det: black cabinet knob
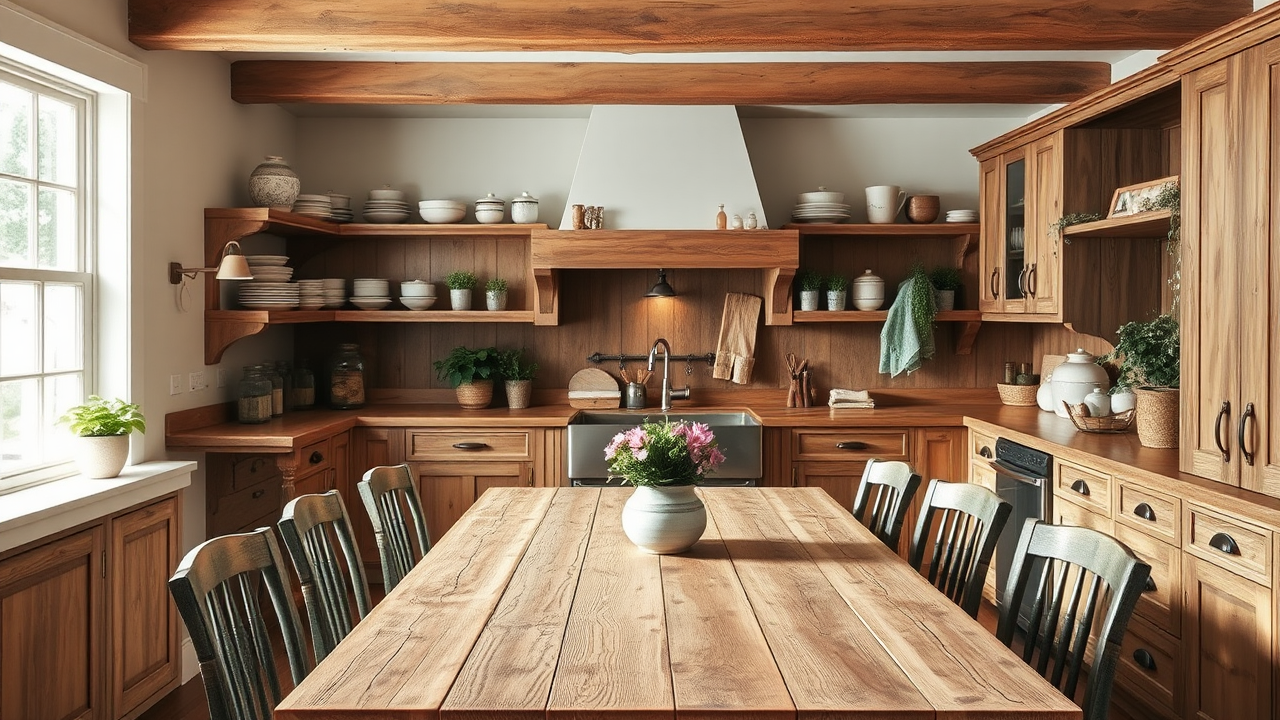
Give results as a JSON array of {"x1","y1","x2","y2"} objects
[
  {"x1": 1070, "y1": 479, "x2": 1090, "y2": 496},
  {"x1": 1144, "y1": 576, "x2": 1156, "y2": 593},
  {"x1": 251, "y1": 489, "x2": 265, "y2": 499},
  {"x1": 309, "y1": 451, "x2": 324, "y2": 464},
  {"x1": 979, "y1": 446, "x2": 993, "y2": 459},
  {"x1": 1209, "y1": 532, "x2": 1239, "y2": 555},
  {"x1": 1133, "y1": 648, "x2": 1157, "y2": 671},
  {"x1": 1133, "y1": 502, "x2": 1156, "y2": 522}
]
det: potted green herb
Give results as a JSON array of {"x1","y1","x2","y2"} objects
[
  {"x1": 485, "y1": 277, "x2": 508, "y2": 312},
  {"x1": 497, "y1": 348, "x2": 539, "y2": 409},
  {"x1": 1100, "y1": 314, "x2": 1179, "y2": 448},
  {"x1": 798, "y1": 271, "x2": 823, "y2": 311},
  {"x1": 445, "y1": 271, "x2": 477, "y2": 311},
  {"x1": 57, "y1": 396, "x2": 146, "y2": 478},
  {"x1": 928, "y1": 266, "x2": 963, "y2": 312},
  {"x1": 433, "y1": 346, "x2": 500, "y2": 409},
  {"x1": 826, "y1": 275, "x2": 849, "y2": 311}
]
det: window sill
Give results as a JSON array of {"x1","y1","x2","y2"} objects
[{"x1": 0, "y1": 460, "x2": 194, "y2": 554}]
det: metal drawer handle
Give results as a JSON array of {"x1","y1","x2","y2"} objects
[
  {"x1": 1214, "y1": 401, "x2": 1230, "y2": 463},
  {"x1": 1144, "y1": 576, "x2": 1156, "y2": 593},
  {"x1": 1133, "y1": 502, "x2": 1156, "y2": 522},
  {"x1": 979, "y1": 446, "x2": 993, "y2": 459},
  {"x1": 990, "y1": 267, "x2": 1000, "y2": 300},
  {"x1": 250, "y1": 458, "x2": 267, "y2": 472},
  {"x1": 1027, "y1": 263, "x2": 1037, "y2": 297},
  {"x1": 1239, "y1": 403, "x2": 1256, "y2": 466},
  {"x1": 1133, "y1": 649, "x2": 1157, "y2": 671},
  {"x1": 309, "y1": 451, "x2": 324, "y2": 464},
  {"x1": 452, "y1": 442, "x2": 490, "y2": 450},
  {"x1": 835, "y1": 441, "x2": 869, "y2": 451},
  {"x1": 252, "y1": 489, "x2": 266, "y2": 499},
  {"x1": 1070, "y1": 479, "x2": 1090, "y2": 496},
  {"x1": 1209, "y1": 532, "x2": 1239, "y2": 555}
]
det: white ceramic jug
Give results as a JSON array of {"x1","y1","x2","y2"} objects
[{"x1": 866, "y1": 185, "x2": 907, "y2": 224}]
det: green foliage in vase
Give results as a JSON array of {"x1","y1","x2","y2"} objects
[
  {"x1": 798, "y1": 271, "x2": 823, "y2": 292},
  {"x1": 1100, "y1": 314, "x2": 1180, "y2": 390},
  {"x1": 497, "y1": 348, "x2": 538, "y2": 381},
  {"x1": 433, "y1": 346, "x2": 499, "y2": 387},
  {"x1": 604, "y1": 420, "x2": 725, "y2": 487},
  {"x1": 58, "y1": 396, "x2": 146, "y2": 437},
  {"x1": 826, "y1": 274, "x2": 849, "y2": 292},
  {"x1": 928, "y1": 266, "x2": 963, "y2": 292},
  {"x1": 485, "y1": 277, "x2": 507, "y2": 293},
  {"x1": 445, "y1": 271, "x2": 477, "y2": 290}
]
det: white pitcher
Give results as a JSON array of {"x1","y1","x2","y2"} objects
[{"x1": 866, "y1": 185, "x2": 907, "y2": 224}]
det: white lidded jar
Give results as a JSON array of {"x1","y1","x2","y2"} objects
[
  {"x1": 851, "y1": 269, "x2": 885, "y2": 311},
  {"x1": 1084, "y1": 386, "x2": 1112, "y2": 417},
  {"x1": 1051, "y1": 348, "x2": 1110, "y2": 418},
  {"x1": 511, "y1": 191, "x2": 539, "y2": 223}
]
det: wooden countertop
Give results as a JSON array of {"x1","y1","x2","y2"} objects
[{"x1": 275, "y1": 487, "x2": 1079, "y2": 720}]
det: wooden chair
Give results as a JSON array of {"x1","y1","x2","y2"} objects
[
  {"x1": 168, "y1": 527, "x2": 310, "y2": 720},
  {"x1": 278, "y1": 490, "x2": 373, "y2": 663},
  {"x1": 850, "y1": 458, "x2": 922, "y2": 549},
  {"x1": 358, "y1": 463, "x2": 431, "y2": 591},
  {"x1": 907, "y1": 479, "x2": 1012, "y2": 618},
  {"x1": 997, "y1": 519, "x2": 1151, "y2": 720}
]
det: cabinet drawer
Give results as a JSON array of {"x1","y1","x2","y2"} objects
[
  {"x1": 1114, "y1": 523, "x2": 1180, "y2": 637},
  {"x1": 296, "y1": 438, "x2": 332, "y2": 474},
  {"x1": 209, "y1": 478, "x2": 281, "y2": 536},
  {"x1": 792, "y1": 429, "x2": 909, "y2": 461},
  {"x1": 1185, "y1": 505, "x2": 1271, "y2": 583},
  {"x1": 228, "y1": 455, "x2": 280, "y2": 494},
  {"x1": 1055, "y1": 496, "x2": 1111, "y2": 534},
  {"x1": 1115, "y1": 481, "x2": 1181, "y2": 545},
  {"x1": 293, "y1": 467, "x2": 331, "y2": 498},
  {"x1": 969, "y1": 460, "x2": 996, "y2": 493},
  {"x1": 1116, "y1": 615, "x2": 1182, "y2": 719},
  {"x1": 407, "y1": 430, "x2": 533, "y2": 461},
  {"x1": 969, "y1": 429, "x2": 997, "y2": 463},
  {"x1": 1054, "y1": 460, "x2": 1111, "y2": 515}
]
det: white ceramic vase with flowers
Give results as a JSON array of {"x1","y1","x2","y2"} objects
[{"x1": 58, "y1": 396, "x2": 146, "y2": 479}]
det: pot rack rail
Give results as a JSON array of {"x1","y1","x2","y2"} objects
[{"x1": 587, "y1": 352, "x2": 717, "y2": 367}]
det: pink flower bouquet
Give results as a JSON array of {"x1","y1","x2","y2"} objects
[{"x1": 604, "y1": 420, "x2": 726, "y2": 486}]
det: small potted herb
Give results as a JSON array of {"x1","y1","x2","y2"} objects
[
  {"x1": 928, "y1": 266, "x2": 963, "y2": 312},
  {"x1": 485, "y1": 277, "x2": 508, "y2": 312},
  {"x1": 1100, "y1": 314, "x2": 1180, "y2": 448},
  {"x1": 497, "y1": 348, "x2": 539, "y2": 409},
  {"x1": 826, "y1": 274, "x2": 849, "y2": 311},
  {"x1": 57, "y1": 396, "x2": 146, "y2": 478},
  {"x1": 433, "y1": 345, "x2": 500, "y2": 409},
  {"x1": 798, "y1": 271, "x2": 823, "y2": 311},
  {"x1": 445, "y1": 271, "x2": 477, "y2": 311}
]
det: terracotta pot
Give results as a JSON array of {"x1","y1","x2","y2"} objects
[
  {"x1": 621, "y1": 485, "x2": 707, "y2": 554},
  {"x1": 454, "y1": 379, "x2": 494, "y2": 409},
  {"x1": 505, "y1": 379, "x2": 532, "y2": 409},
  {"x1": 1135, "y1": 387, "x2": 1179, "y2": 448},
  {"x1": 74, "y1": 434, "x2": 130, "y2": 479}
]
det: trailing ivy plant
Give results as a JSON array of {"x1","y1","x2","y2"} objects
[
  {"x1": 1135, "y1": 182, "x2": 1182, "y2": 316},
  {"x1": 907, "y1": 263, "x2": 938, "y2": 343},
  {"x1": 1048, "y1": 212, "x2": 1104, "y2": 243},
  {"x1": 1099, "y1": 314, "x2": 1180, "y2": 390}
]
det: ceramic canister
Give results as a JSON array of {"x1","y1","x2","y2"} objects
[
  {"x1": 851, "y1": 269, "x2": 885, "y2": 311},
  {"x1": 248, "y1": 156, "x2": 300, "y2": 209},
  {"x1": 1051, "y1": 348, "x2": 1110, "y2": 418},
  {"x1": 511, "y1": 192, "x2": 539, "y2": 223}
]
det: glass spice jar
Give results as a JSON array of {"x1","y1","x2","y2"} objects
[
  {"x1": 291, "y1": 361, "x2": 316, "y2": 410},
  {"x1": 237, "y1": 366, "x2": 273, "y2": 424},
  {"x1": 275, "y1": 361, "x2": 293, "y2": 411},
  {"x1": 261, "y1": 363, "x2": 285, "y2": 417},
  {"x1": 329, "y1": 343, "x2": 366, "y2": 409}
]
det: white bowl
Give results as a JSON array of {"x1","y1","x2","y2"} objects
[
  {"x1": 419, "y1": 199, "x2": 466, "y2": 208},
  {"x1": 798, "y1": 187, "x2": 845, "y2": 205},
  {"x1": 420, "y1": 207, "x2": 466, "y2": 223},
  {"x1": 363, "y1": 210, "x2": 410, "y2": 224},
  {"x1": 401, "y1": 296, "x2": 437, "y2": 311},
  {"x1": 350, "y1": 297, "x2": 391, "y2": 310},
  {"x1": 399, "y1": 281, "x2": 436, "y2": 297},
  {"x1": 475, "y1": 208, "x2": 505, "y2": 224},
  {"x1": 369, "y1": 186, "x2": 403, "y2": 201}
]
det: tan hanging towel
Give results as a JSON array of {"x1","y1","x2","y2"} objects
[{"x1": 712, "y1": 293, "x2": 762, "y2": 384}]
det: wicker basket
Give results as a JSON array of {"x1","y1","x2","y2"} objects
[
  {"x1": 454, "y1": 379, "x2": 494, "y2": 409},
  {"x1": 1065, "y1": 403, "x2": 1136, "y2": 434},
  {"x1": 1135, "y1": 387, "x2": 1180, "y2": 448},
  {"x1": 997, "y1": 383, "x2": 1039, "y2": 406}
]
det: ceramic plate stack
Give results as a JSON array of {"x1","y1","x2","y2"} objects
[
  {"x1": 328, "y1": 193, "x2": 353, "y2": 223},
  {"x1": 946, "y1": 209, "x2": 979, "y2": 223},
  {"x1": 238, "y1": 282, "x2": 299, "y2": 310},
  {"x1": 297, "y1": 279, "x2": 327, "y2": 310},
  {"x1": 245, "y1": 255, "x2": 294, "y2": 284},
  {"x1": 350, "y1": 278, "x2": 391, "y2": 310},
  {"x1": 320, "y1": 278, "x2": 346, "y2": 308},
  {"x1": 791, "y1": 186, "x2": 851, "y2": 224},
  {"x1": 363, "y1": 187, "x2": 410, "y2": 224},
  {"x1": 292, "y1": 194, "x2": 333, "y2": 219}
]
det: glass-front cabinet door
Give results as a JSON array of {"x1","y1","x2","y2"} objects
[{"x1": 1003, "y1": 152, "x2": 1028, "y2": 312}]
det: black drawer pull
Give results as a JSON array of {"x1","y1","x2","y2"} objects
[
  {"x1": 1214, "y1": 401, "x2": 1230, "y2": 463},
  {"x1": 1133, "y1": 649, "x2": 1157, "y2": 671},
  {"x1": 309, "y1": 451, "x2": 324, "y2": 464},
  {"x1": 1240, "y1": 403, "x2": 1256, "y2": 466},
  {"x1": 979, "y1": 446, "x2": 993, "y2": 459},
  {"x1": 252, "y1": 489, "x2": 266, "y2": 499},
  {"x1": 835, "y1": 441, "x2": 869, "y2": 451},
  {"x1": 452, "y1": 442, "x2": 490, "y2": 450},
  {"x1": 1209, "y1": 532, "x2": 1239, "y2": 555},
  {"x1": 1133, "y1": 502, "x2": 1156, "y2": 522},
  {"x1": 1070, "y1": 479, "x2": 1090, "y2": 496},
  {"x1": 1144, "y1": 576, "x2": 1156, "y2": 593}
]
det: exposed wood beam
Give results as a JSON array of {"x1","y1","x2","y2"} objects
[
  {"x1": 130, "y1": 0, "x2": 1251, "y2": 52},
  {"x1": 230, "y1": 61, "x2": 1111, "y2": 106}
]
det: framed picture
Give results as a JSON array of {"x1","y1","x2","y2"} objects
[{"x1": 1107, "y1": 175, "x2": 1179, "y2": 218}]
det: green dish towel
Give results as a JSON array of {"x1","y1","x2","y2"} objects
[{"x1": 879, "y1": 276, "x2": 936, "y2": 377}]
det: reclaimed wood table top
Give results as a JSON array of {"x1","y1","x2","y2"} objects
[{"x1": 275, "y1": 487, "x2": 1080, "y2": 719}]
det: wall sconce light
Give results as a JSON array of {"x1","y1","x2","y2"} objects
[
  {"x1": 645, "y1": 269, "x2": 676, "y2": 298},
  {"x1": 168, "y1": 241, "x2": 254, "y2": 284}
]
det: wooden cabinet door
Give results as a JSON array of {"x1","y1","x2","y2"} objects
[
  {"x1": 1183, "y1": 555, "x2": 1271, "y2": 720},
  {"x1": 793, "y1": 460, "x2": 867, "y2": 513},
  {"x1": 330, "y1": 430, "x2": 351, "y2": 497},
  {"x1": 111, "y1": 498, "x2": 180, "y2": 719},
  {"x1": 901, "y1": 428, "x2": 967, "y2": 556},
  {"x1": 413, "y1": 461, "x2": 531, "y2": 545},
  {"x1": 1181, "y1": 56, "x2": 1245, "y2": 486},
  {"x1": 0, "y1": 527, "x2": 104, "y2": 720},
  {"x1": 979, "y1": 156, "x2": 1005, "y2": 313},
  {"x1": 1026, "y1": 133, "x2": 1062, "y2": 316},
  {"x1": 350, "y1": 427, "x2": 404, "y2": 577}
]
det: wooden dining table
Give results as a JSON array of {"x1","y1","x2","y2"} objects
[{"x1": 275, "y1": 487, "x2": 1080, "y2": 719}]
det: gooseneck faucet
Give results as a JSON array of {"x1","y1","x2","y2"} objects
[{"x1": 648, "y1": 338, "x2": 691, "y2": 412}]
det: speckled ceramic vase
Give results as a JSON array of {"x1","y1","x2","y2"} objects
[
  {"x1": 75, "y1": 435, "x2": 129, "y2": 479},
  {"x1": 249, "y1": 156, "x2": 301, "y2": 209},
  {"x1": 622, "y1": 485, "x2": 707, "y2": 554}
]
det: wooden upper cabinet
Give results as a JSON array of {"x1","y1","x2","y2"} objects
[
  {"x1": 979, "y1": 156, "x2": 1004, "y2": 313},
  {"x1": 1026, "y1": 134, "x2": 1062, "y2": 315}
]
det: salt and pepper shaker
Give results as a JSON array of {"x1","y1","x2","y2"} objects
[
  {"x1": 730, "y1": 214, "x2": 744, "y2": 230},
  {"x1": 745, "y1": 212, "x2": 758, "y2": 230}
]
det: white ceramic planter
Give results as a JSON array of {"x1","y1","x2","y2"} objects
[
  {"x1": 450, "y1": 288, "x2": 473, "y2": 311},
  {"x1": 621, "y1": 485, "x2": 707, "y2": 554},
  {"x1": 486, "y1": 290, "x2": 508, "y2": 311},
  {"x1": 800, "y1": 290, "x2": 820, "y2": 311},
  {"x1": 74, "y1": 435, "x2": 130, "y2": 479},
  {"x1": 826, "y1": 290, "x2": 846, "y2": 311}
]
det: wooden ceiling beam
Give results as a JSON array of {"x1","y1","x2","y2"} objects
[
  {"x1": 229, "y1": 61, "x2": 1111, "y2": 105},
  {"x1": 130, "y1": 0, "x2": 1251, "y2": 52}
]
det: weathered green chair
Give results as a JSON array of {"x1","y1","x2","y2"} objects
[
  {"x1": 168, "y1": 527, "x2": 310, "y2": 720},
  {"x1": 851, "y1": 458, "x2": 922, "y2": 549},
  {"x1": 357, "y1": 463, "x2": 431, "y2": 591},
  {"x1": 907, "y1": 479, "x2": 1012, "y2": 618}
]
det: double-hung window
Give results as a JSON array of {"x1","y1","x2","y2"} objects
[{"x1": 0, "y1": 61, "x2": 93, "y2": 490}]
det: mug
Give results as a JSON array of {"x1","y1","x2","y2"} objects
[{"x1": 866, "y1": 185, "x2": 907, "y2": 224}]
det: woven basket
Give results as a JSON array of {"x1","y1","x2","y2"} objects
[
  {"x1": 997, "y1": 383, "x2": 1039, "y2": 407},
  {"x1": 1065, "y1": 403, "x2": 1136, "y2": 434},
  {"x1": 505, "y1": 380, "x2": 533, "y2": 409},
  {"x1": 1135, "y1": 387, "x2": 1179, "y2": 448},
  {"x1": 454, "y1": 379, "x2": 494, "y2": 410}
]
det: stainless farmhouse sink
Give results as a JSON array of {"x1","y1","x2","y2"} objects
[{"x1": 566, "y1": 411, "x2": 762, "y2": 484}]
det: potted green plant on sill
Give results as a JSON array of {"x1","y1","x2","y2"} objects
[
  {"x1": 445, "y1": 271, "x2": 477, "y2": 311},
  {"x1": 497, "y1": 348, "x2": 539, "y2": 409},
  {"x1": 928, "y1": 266, "x2": 963, "y2": 312},
  {"x1": 485, "y1": 277, "x2": 508, "y2": 312},
  {"x1": 1100, "y1": 314, "x2": 1180, "y2": 448},
  {"x1": 434, "y1": 346, "x2": 500, "y2": 409},
  {"x1": 57, "y1": 396, "x2": 146, "y2": 478}
]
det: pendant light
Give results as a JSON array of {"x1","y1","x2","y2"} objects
[{"x1": 645, "y1": 269, "x2": 676, "y2": 298}]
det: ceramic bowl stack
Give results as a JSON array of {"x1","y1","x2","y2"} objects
[
  {"x1": 320, "y1": 278, "x2": 346, "y2": 308},
  {"x1": 328, "y1": 193, "x2": 353, "y2": 223},
  {"x1": 238, "y1": 282, "x2": 299, "y2": 310},
  {"x1": 791, "y1": 187, "x2": 851, "y2": 224},
  {"x1": 245, "y1": 255, "x2": 293, "y2": 284},
  {"x1": 351, "y1": 278, "x2": 391, "y2": 310},
  {"x1": 419, "y1": 200, "x2": 466, "y2": 224},
  {"x1": 297, "y1": 279, "x2": 328, "y2": 310},
  {"x1": 363, "y1": 187, "x2": 411, "y2": 224},
  {"x1": 945, "y1": 209, "x2": 979, "y2": 223},
  {"x1": 474, "y1": 194, "x2": 506, "y2": 224},
  {"x1": 399, "y1": 280, "x2": 437, "y2": 310},
  {"x1": 292, "y1": 194, "x2": 333, "y2": 219}
]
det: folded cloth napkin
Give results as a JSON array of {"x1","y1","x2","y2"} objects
[
  {"x1": 829, "y1": 389, "x2": 875, "y2": 409},
  {"x1": 830, "y1": 401, "x2": 876, "y2": 409},
  {"x1": 879, "y1": 276, "x2": 936, "y2": 377}
]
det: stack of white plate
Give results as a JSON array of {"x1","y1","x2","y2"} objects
[
  {"x1": 293, "y1": 194, "x2": 333, "y2": 219},
  {"x1": 791, "y1": 186, "x2": 851, "y2": 224},
  {"x1": 364, "y1": 187, "x2": 410, "y2": 224},
  {"x1": 238, "y1": 282, "x2": 299, "y2": 310},
  {"x1": 297, "y1": 279, "x2": 327, "y2": 310},
  {"x1": 328, "y1": 193, "x2": 353, "y2": 223},
  {"x1": 246, "y1": 264, "x2": 293, "y2": 283},
  {"x1": 350, "y1": 278, "x2": 391, "y2": 310},
  {"x1": 320, "y1": 278, "x2": 346, "y2": 308},
  {"x1": 946, "y1": 209, "x2": 979, "y2": 223}
]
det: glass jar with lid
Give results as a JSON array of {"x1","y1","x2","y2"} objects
[
  {"x1": 261, "y1": 363, "x2": 285, "y2": 417},
  {"x1": 291, "y1": 360, "x2": 316, "y2": 410},
  {"x1": 237, "y1": 366, "x2": 273, "y2": 424},
  {"x1": 329, "y1": 344, "x2": 366, "y2": 409}
]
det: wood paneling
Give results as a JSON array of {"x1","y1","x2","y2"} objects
[
  {"x1": 230, "y1": 60, "x2": 1110, "y2": 106},
  {"x1": 129, "y1": 0, "x2": 1250, "y2": 52}
]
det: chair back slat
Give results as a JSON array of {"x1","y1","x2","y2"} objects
[
  {"x1": 169, "y1": 527, "x2": 311, "y2": 720},
  {"x1": 997, "y1": 519, "x2": 1150, "y2": 720},
  {"x1": 279, "y1": 490, "x2": 372, "y2": 663},
  {"x1": 908, "y1": 480, "x2": 1011, "y2": 618},
  {"x1": 851, "y1": 459, "x2": 922, "y2": 549},
  {"x1": 359, "y1": 464, "x2": 431, "y2": 591}
]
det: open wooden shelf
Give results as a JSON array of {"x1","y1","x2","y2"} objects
[
  {"x1": 332, "y1": 310, "x2": 534, "y2": 322},
  {"x1": 783, "y1": 222, "x2": 980, "y2": 236},
  {"x1": 1062, "y1": 210, "x2": 1172, "y2": 239},
  {"x1": 338, "y1": 223, "x2": 546, "y2": 237},
  {"x1": 792, "y1": 309, "x2": 982, "y2": 323}
]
